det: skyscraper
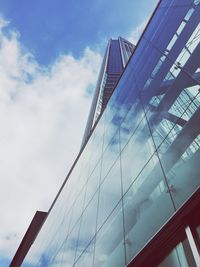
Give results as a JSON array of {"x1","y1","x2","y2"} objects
[
  {"x1": 13, "y1": 0, "x2": 200, "y2": 266},
  {"x1": 82, "y1": 37, "x2": 135, "y2": 146}
]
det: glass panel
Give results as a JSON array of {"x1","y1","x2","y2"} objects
[
  {"x1": 123, "y1": 153, "x2": 175, "y2": 263},
  {"x1": 75, "y1": 193, "x2": 98, "y2": 261},
  {"x1": 119, "y1": 100, "x2": 144, "y2": 151},
  {"x1": 160, "y1": 134, "x2": 200, "y2": 209},
  {"x1": 45, "y1": 205, "x2": 73, "y2": 265},
  {"x1": 169, "y1": 85, "x2": 200, "y2": 121},
  {"x1": 84, "y1": 162, "x2": 101, "y2": 208},
  {"x1": 74, "y1": 241, "x2": 94, "y2": 267},
  {"x1": 143, "y1": 66, "x2": 200, "y2": 157},
  {"x1": 59, "y1": 218, "x2": 81, "y2": 267},
  {"x1": 97, "y1": 160, "x2": 122, "y2": 229},
  {"x1": 101, "y1": 129, "x2": 120, "y2": 180},
  {"x1": 68, "y1": 186, "x2": 86, "y2": 233},
  {"x1": 86, "y1": 118, "x2": 104, "y2": 177},
  {"x1": 94, "y1": 203, "x2": 125, "y2": 267},
  {"x1": 120, "y1": 116, "x2": 155, "y2": 194},
  {"x1": 178, "y1": 22, "x2": 200, "y2": 66}
]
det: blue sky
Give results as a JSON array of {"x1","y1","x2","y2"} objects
[
  {"x1": 0, "y1": 0, "x2": 158, "y2": 65},
  {"x1": 0, "y1": 0, "x2": 159, "y2": 265}
]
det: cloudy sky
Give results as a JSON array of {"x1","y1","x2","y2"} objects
[{"x1": 0, "y1": 0, "x2": 158, "y2": 266}]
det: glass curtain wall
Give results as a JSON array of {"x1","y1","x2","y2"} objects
[{"x1": 22, "y1": 0, "x2": 200, "y2": 266}]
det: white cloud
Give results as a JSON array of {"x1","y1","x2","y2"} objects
[
  {"x1": 127, "y1": 19, "x2": 148, "y2": 45},
  {"x1": 0, "y1": 17, "x2": 10, "y2": 32},
  {"x1": 0, "y1": 16, "x2": 101, "y2": 260}
]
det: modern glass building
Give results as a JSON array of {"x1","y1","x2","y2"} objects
[
  {"x1": 82, "y1": 37, "x2": 135, "y2": 146},
  {"x1": 18, "y1": 0, "x2": 200, "y2": 266}
]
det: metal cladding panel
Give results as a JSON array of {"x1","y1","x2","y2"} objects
[{"x1": 10, "y1": 211, "x2": 47, "y2": 267}]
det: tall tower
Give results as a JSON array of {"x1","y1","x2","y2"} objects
[{"x1": 81, "y1": 37, "x2": 135, "y2": 146}]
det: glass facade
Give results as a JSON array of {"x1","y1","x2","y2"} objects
[{"x1": 22, "y1": 0, "x2": 200, "y2": 266}]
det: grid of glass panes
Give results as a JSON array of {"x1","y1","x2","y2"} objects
[{"x1": 22, "y1": 1, "x2": 200, "y2": 266}]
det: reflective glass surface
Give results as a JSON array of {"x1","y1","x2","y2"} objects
[
  {"x1": 22, "y1": 1, "x2": 200, "y2": 266},
  {"x1": 94, "y1": 203, "x2": 125, "y2": 267}
]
